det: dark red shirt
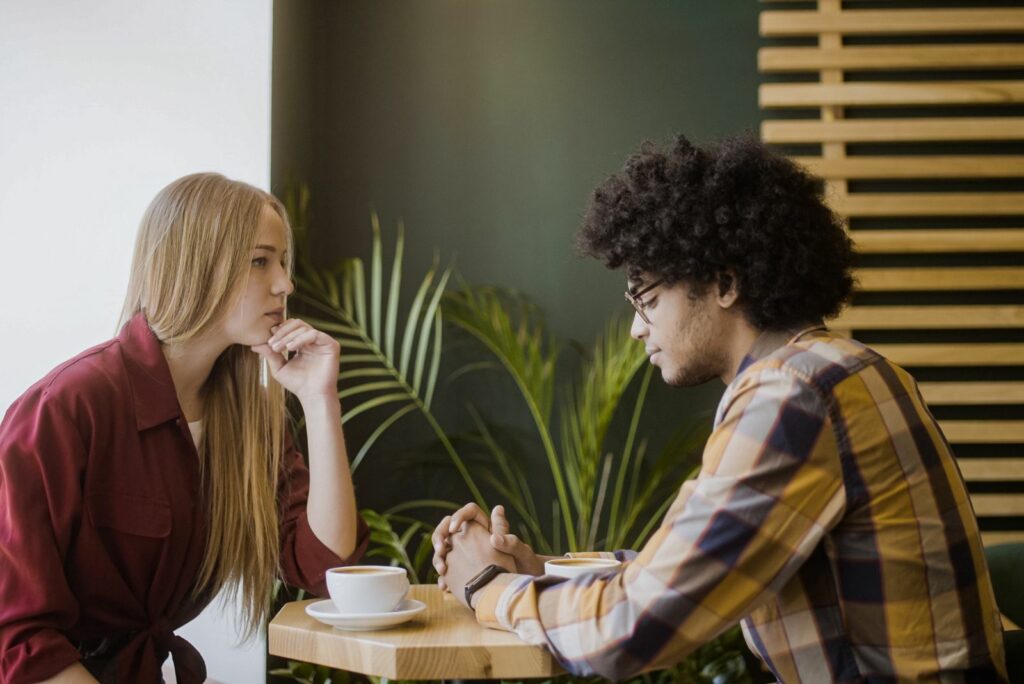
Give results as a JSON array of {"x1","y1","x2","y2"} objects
[{"x1": 0, "y1": 313, "x2": 369, "y2": 683}]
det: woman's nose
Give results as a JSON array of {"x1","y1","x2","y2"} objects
[{"x1": 275, "y1": 273, "x2": 295, "y2": 297}]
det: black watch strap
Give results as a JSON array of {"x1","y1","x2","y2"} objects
[{"x1": 464, "y1": 563, "x2": 510, "y2": 607}]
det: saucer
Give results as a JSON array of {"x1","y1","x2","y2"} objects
[{"x1": 305, "y1": 598, "x2": 426, "y2": 631}]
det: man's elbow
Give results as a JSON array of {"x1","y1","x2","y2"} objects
[{"x1": 559, "y1": 644, "x2": 646, "y2": 681}]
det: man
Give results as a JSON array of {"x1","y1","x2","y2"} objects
[{"x1": 432, "y1": 135, "x2": 1007, "y2": 682}]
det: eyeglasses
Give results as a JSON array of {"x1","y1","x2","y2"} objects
[{"x1": 624, "y1": 279, "x2": 664, "y2": 325}]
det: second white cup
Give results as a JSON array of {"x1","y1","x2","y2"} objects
[{"x1": 544, "y1": 557, "x2": 622, "y2": 579}]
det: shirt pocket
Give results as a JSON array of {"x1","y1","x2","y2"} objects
[{"x1": 86, "y1": 492, "x2": 172, "y2": 538}]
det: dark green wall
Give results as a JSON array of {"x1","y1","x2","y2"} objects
[{"x1": 271, "y1": 1, "x2": 763, "y2": 514}]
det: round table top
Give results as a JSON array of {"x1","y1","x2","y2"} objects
[{"x1": 268, "y1": 583, "x2": 564, "y2": 680}]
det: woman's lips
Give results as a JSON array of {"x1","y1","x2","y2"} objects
[{"x1": 265, "y1": 311, "x2": 284, "y2": 324}]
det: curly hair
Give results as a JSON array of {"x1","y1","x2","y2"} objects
[{"x1": 577, "y1": 134, "x2": 855, "y2": 330}]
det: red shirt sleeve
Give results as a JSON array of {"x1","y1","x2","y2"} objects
[
  {"x1": 277, "y1": 428, "x2": 369, "y2": 597},
  {"x1": 0, "y1": 389, "x2": 88, "y2": 683}
]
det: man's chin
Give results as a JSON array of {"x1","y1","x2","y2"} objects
[{"x1": 662, "y1": 365, "x2": 716, "y2": 388}]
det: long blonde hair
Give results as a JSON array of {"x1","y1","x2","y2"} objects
[{"x1": 119, "y1": 172, "x2": 294, "y2": 637}]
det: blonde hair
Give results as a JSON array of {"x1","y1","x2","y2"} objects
[{"x1": 119, "y1": 172, "x2": 294, "y2": 638}]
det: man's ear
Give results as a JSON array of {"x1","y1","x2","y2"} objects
[{"x1": 716, "y1": 271, "x2": 740, "y2": 309}]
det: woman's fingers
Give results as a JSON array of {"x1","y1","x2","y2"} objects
[
  {"x1": 251, "y1": 344, "x2": 286, "y2": 373},
  {"x1": 268, "y1": 318, "x2": 305, "y2": 343},
  {"x1": 270, "y1": 323, "x2": 312, "y2": 352}
]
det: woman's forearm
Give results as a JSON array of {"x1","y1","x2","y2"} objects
[
  {"x1": 300, "y1": 395, "x2": 358, "y2": 559},
  {"x1": 38, "y1": 662, "x2": 100, "y2": 683}
]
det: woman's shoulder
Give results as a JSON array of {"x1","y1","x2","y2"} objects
[{"x1": 6, "y1": 336, "x2": 128, "y2": 425}]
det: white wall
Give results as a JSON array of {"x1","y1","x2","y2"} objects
[{"x1": 0, "y1": 1, "x2": 273, "y2": 681}]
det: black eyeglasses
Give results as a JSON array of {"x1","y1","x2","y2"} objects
[{"x1": 624, "y1": 279, "x2": 664, "y2": 324}]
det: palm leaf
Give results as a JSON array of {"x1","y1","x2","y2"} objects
[
  {"x1": 287, "y1": 211, "x2": 485, "y2": 507},
  {"x1": 444, "y1": 285, "x2": 574, "y2": 548}
]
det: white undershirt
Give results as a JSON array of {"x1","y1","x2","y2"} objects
[{"x1": 188, "y1": 419, "x2": 203, "y2": 447}]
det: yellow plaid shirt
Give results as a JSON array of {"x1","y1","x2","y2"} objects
[{"x1": 474, "y1": 328, "x2": 1007, "y2": 682}]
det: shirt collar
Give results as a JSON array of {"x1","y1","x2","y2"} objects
[
  {"x1": 118, "y1": 312, "x2": 182, "y2": 431},
  {"x1": 734, "y1": 324, "x2": 829, "y2": 379}
]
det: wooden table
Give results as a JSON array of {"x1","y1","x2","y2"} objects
[{"x1": 268, "y1": 584, "x2": 565, "y2": 680}]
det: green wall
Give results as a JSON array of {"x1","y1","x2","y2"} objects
[{"x1": 272, "y1": 0, "x2": 763, "y2": 514}]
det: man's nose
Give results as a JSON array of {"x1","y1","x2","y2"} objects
[{"x1": 630, "y1": 311, "x2": 648, "y2": 340}]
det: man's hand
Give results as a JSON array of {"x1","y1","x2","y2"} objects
[
  {"x1": 432, "y1": 503, "x2": 546, "y2": 591},
  {"x1": 444, "y1": 521, "x2": 515, "y2": 609}
]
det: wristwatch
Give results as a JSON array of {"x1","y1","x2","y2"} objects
[{"x1": 464, "y1": 563, "x2": 510, "y2": 608}]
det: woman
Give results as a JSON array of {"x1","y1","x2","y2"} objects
[{"x1": 0, "y1": 173, "x2": 368, "y2": 683}]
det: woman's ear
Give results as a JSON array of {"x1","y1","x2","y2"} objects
[{"x1": 716, "y1": 270, "x2": 740, "y2": 309}]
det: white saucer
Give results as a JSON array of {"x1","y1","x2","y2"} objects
[{"x1": 305, "y1": 598, "x2": 426, "y2": 631}]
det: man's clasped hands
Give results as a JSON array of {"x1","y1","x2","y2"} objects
[{"x1": 431, "y1": 504, "x2": 552, "y2": 609}]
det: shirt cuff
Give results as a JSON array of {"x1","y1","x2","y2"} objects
[
  {"x1": 0, "y1": 629, "x2": 82, "y2": 684},
  {"x1": 474, "y1": 572, "x2": 529, "y2": 630}
]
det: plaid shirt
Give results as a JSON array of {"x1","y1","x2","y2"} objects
[{"x1": 474, "y1": 328, "x2": 1007, "y2": 682}]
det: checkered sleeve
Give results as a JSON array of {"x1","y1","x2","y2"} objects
[{"x1": 474, "y1": 368, "x2": 847, "y2": 679}]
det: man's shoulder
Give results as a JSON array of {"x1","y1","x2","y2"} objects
[{"x1": 761, "y1": 331, "x2": 882, "y2": 391}]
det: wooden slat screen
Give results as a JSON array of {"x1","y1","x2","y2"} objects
[{"x1": 759, "y1": 0, "x2": 1024, "y2": 547}]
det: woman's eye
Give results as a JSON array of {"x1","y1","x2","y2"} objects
[{"x1": 252, "y1": 257, "x2": 268, "y2": 268}]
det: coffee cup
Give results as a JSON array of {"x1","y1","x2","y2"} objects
[
  {"x1": 326, "y1": 565, "x2": 410, "y2": 614},
  {"x1": 544, "y1": 557, "x2": 622, "y2": 579}
]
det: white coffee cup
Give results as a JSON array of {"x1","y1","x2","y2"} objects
[
  {"x1": 326, "y1": 565, "x2": 410, "y2": 614},
  {"x1": 544, "y1": 557, "x2": 622, "y2": 579}
]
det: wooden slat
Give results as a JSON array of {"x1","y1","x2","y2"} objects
[
  {"x1": 761, "y1": 82, "x2": 1024, "y2": 108},
  {"x1": 971, "y1": 493, "x2": 1024, "y2": 516},
  {"x1": 851, "y1": 229, "x2": 1024, "y2": 254},
  {"x1": 958, "y1": 458, "x2": 1024, "y2": 482},
  {"x1": 761, "y1": 9, "x2": 1024, "y2": 37},
  {"x1": 942, "y1": 420, "x2": 1024, "y2": 444},
  {"x1": 832, "y1": 193, "x2": 1024, "y2": 217},
  {"x1": 884, "y1": 347, "x2": 1024, "y2": 369},
  {"x1": 835, "y1": 305, "x2": 1024, "y2": 329},
  {"x1": 918, "y1": 381, "x2": 1024, "y2": 404},
  {"x1": 855, "y1": 267, "x2": 1024, "y2": 291},
  {"x1": 797, "y1": 156, "x2": 1024, "y2": 179},
  {"x1": 982, "y1": 531, "x2": 1024, "y2": 546},
  {"x1": 760, "y1": 45, "x2": 1024, "y2": 72},
  {"x1": 763, "y1": 118, "x2": 1024, "y2": 144}
]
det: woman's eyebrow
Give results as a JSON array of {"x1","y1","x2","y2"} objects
[{"x1": 253, "y1": 244, "x2": 288, "y2": 255}]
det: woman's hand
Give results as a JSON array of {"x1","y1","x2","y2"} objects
[{"x1": 252, "y1": 318, "x2": 340, "y2": 404}]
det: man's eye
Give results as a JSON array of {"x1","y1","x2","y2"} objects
[{"x1": 252, "y1": 257, "x2": 268, "y2": 267}]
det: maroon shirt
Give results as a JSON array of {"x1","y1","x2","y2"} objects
[{"x1": 0, "y1": 313, "x2": 369, "y2": 683}]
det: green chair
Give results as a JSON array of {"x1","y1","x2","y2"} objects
[{"x1": 986, "y1": 543, "x2": 1024, "y2": 683}]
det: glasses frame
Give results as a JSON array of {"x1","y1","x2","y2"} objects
[{"x1": 624, "y1": 279, "x2": 665, "y2": 325}]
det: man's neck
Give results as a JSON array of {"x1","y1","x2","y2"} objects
[{"x1": 720, "y1": 322, "x2": 823, "y2": 385}]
